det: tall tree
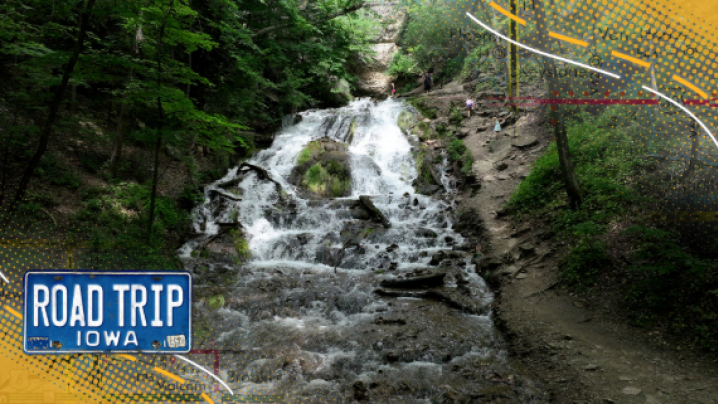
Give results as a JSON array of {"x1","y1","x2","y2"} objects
[
  {"x1": 534, "y1": 0, "x2": 582, "y2": 209},
  {"x1": 508, "y1": 0, "x2": 519, "y2": 114},
  {"x1": 8, "y1": 0, "x2": 97, "y2": 213}
]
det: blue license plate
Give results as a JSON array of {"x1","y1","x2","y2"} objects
[{"x1": 23, "y1": 271, "x2": 192, "y2": 354}]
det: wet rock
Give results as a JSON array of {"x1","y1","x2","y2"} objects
[
  {"x1": 495, "y1": 162, "x2": 509, "y2": 171},
  {"x1": 417, "y1": 228, "x2": 438, "y2": 238},
  {"x1": 296, "y1": 233, "x2": 314, "y2": 245},
  {"x1": 388, "y1": 262, "x2": 398, "y2": 271},
  {"x1": 479, "y1": 257, "x2": 503, "y2": 271},
  {"x1": 429, "y1": 250, "x2": 468, "y2": 265},
  {"x1": 379, "y1": 272, "x2": 446, "y2": 288},
  {"x1": 417, "y1": 185, "x2": 441, "y2": 195},
  {"x1": 413, "y1": 198, "x2": 419, "y2": 206},
  {"x1": 386, "y1": 243, "x2": 399, "y2": 252},
  {"x1": 397, "y1": 110, "x2": 418, "y2": 131},
  {"x1": 384, "y1": 351, "x2": 401, "y2": 363},
  {"x1": 359, "y1": 195, "x2": 391, "y2": 228},
  {"x1": 584, "y1": 364, "x2": 599, "y2": 371},
  {"x1": 209, "y1": 189, "x2": 242, "y2": 201},
  {"x1": 453, "y1": 242, "x2": 474, "y2": 251},
  {"x1": 444, "y1": 236, "x2": 455, "y2": 244},
  {"x1": 289, "y1": 138, "x2": 352, "y2": 199},
  {"x1": 350, "y1": 207, "x2": 371, "y2": 220}
]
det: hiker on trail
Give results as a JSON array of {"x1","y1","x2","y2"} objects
[
  {"x1": 466, "y1": 97, "x2": 475, "y2": 117},
  {"x1": 391, "y1": 82, "x2": 396, "y2": 98},
  {"x1": 422, "y1": 72, "x2": 432, "y2": 93}
]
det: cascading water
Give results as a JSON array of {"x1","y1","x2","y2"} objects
[{"x1": 179, "y1": 98, "x2": 540, "y2": 403}]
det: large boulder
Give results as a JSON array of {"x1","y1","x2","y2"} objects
[
  {"x1": 397, "y1": 110, "x2": 418, "y2": 133},
  {"x1": 290, "y1": 138, "x2": 352, "y2": 199}
]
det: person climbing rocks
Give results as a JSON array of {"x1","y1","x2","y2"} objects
[
  {"x1": 466, "y1": 97, "x2": 475, "y2": 117},
  {"x1": 391, "y1": 82, "x2": 396, "y2": 98}
]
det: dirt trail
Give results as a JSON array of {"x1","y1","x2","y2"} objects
[{"x1": 418, "y1": 83, "x2": 718, "y2": 404}]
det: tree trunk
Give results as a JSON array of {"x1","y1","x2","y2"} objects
[
  {"x1": 9, "y1": 0, "x2": 97, "y2": 213},
  {"x1": 535, "y1": 0, "x2": 582, "y2": 209},
  {"x1": 147, "y1": 2, "x2": 173, "y2": 241},
  {"x1": 683, "y1": 122, "x2": 699, "y2": 178},
  {"x1": 109, "y1": 96, "x2": 130, "y2": 178},
  {"x1": 109, "y1": 25, "x2": 143, "y2": 179},
  {"x1": 70, "y1": 83, "x2": 77, "y2": 115},
  {"x1": 508, "y1": 0, "x2": 519, "y2": 113}
]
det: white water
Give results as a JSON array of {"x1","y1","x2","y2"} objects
[
  {"x1": 176, "y1": 97, "x2": 539, "y2": 403},
  {"x1": 179, "y1": 97, "x2": 469, "y2": 273}
]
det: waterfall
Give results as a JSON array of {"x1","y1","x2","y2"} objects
[{"x1": 178, "y1": 97, "x2": 539, "y2": 403}]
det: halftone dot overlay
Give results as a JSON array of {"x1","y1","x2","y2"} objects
[
  {"x1": 458, "y1": 0, "x2": 718, "y2": 249},
  {"x1": 1, "y1": 0, "x2": 718, "y2": 403}
]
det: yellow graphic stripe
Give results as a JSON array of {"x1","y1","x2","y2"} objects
[
  {"x1": 489, "y1": 1, "x2": 527, "y2": 25},
  {"x1": 154, "y1": 367, "x2": 186, "y2": 384},
  {"x1": 673, "y1": 75, "x2": 709, "y2": 99},
  {"x1": 202, "y1": 392, "x2": 215, "y2": 404},
  {"x1": 4, "y1": 305, "x2": 21, "y2": 319},
  {"x1": 611, "y1": 50, "x2": 651, "y2": 68},
  {"x1": 549, "y1": 31, "x2": 588, "y2": 47},
  {"x1": 117, "y1": 354, "x2": 137, "y2": 361}
]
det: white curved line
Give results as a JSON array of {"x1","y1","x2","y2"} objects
[
  {"x1": 0, "y1": 271, "x2": 9, "y2": 284},
  {"x1": 466, "y1": 12, "x2": 621, "y2": 79},
  {"x1": 642, "y1": 86, "x2": 718, "y2": 149},
  {"x1": 174, "y1": 354, "x2": 234, "y2": 395}
]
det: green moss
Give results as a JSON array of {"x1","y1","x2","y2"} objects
[
  {"x1": 347, "y1": 118, "x2": 357, "y2": 144},
  {"x1": 415, "y1": 121, "x2": 434, "y2": 140},
  {"x1": 397, "y1": 110, "x2": 417, "y2": 131},
  {"x1": 408, "y1": 97, "x2": 437, "y2": 119},
  {"x1": 297, "y1": 141, "x2": 325, "y2": 165},
  {"x1": 200, "y1": 249, "x2": 211, "y2": 258},
  {"x1": 302, "y1": 161, "x2": 351, "y2": 197},
  {"x1": 208, "y1": 295, "x2": 225, "y2": 309},
  {"x1": 232, "y1": 230, "x2": 251, "y2": 260}
]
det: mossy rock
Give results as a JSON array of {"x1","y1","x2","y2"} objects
[
  {"x1": 347, "y1": 118, "x2": 358, "y2": 144},
  {"x1": 397, "y1": 111, "x2": 418, "y2": 132},
  {"x1": 297, "y1": 140, "x2": 326, "y2": 165},
  {"x1": 414, "y1": 121, "x2": 435, "y2": 141},
  {"x1": 233, "y1": 231, "x2": 251, "y2": 260},
  {"x1": 302, "y1": 161, "x2": 351, "y2": 198},
  {"x1": 290, "y1": 139, "x2": 352, "y2": 199},
  {"x1": 208, "y1": 295, "x2": 225, "y2": 309}
]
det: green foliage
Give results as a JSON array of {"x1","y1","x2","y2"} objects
[
  {"x1": 449, "y1": 106, "x2": 464, "y2": 125},
  {"x1": 622, "y1": 225, "x2": 718, "y2": 347},
  {"x1": 447, "y1": 139, "x2": 473, "y2": 176},
  {"x1": 448, "y1": 139, "x2": 467, "y2": 162},
  {"x1": 302, "y1": 160, "x2": 350, "y2": 197},
  {"x1": 71, "y1": 181, "x2": 188, "y2": 268},
  {"x1": 208, "y1": 294, "x2": 225, "y2": 309},
  {"x1": 388, "y1": 51, "x2": 418, "y2": 77},
  {"x1": 297, "y1": 141, "x2": 325, "y2": 165},
  {"x1": 231, "y1": 229, "x2": 251, "y2": 260},
  {"x1": 36, "y1": 154, "x2": 82, "y2": 189},
  {"x1": 509, "y1": 109, "x2": 645, "y2": 221},
  {"x1": 408, "y1": 97, "x2": 437, "y2": 119},
  {"x1": 560, "y1": 238, "x2": 610, "y2": 288},
  {"x1": 398, "y1": 0, "x2": 467, "y2": 77}
]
